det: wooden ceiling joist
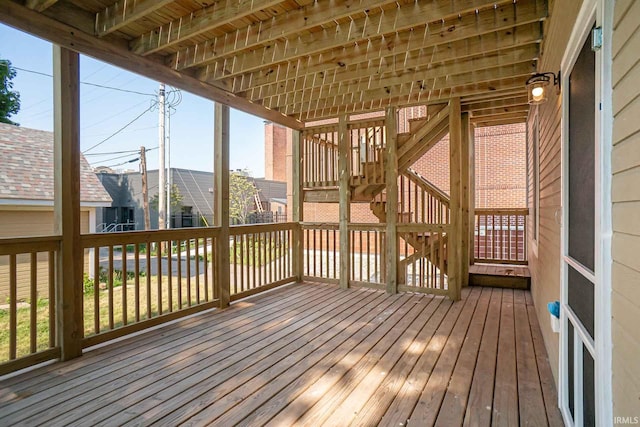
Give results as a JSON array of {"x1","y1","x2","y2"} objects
[
  {"x1": 95, "y1": 0, "x2": 175, "y2": 36},
  {"x1": 256, "y1": 45, "x2": 538, "y2": 105},
  {"x1": 462, "y1": 96, "x2": 530, "y2": 111},
  {"x1": 470, "y1": 105, "x2": 531, "y2": 118},
  {"x1": 130, "y1": 0, "x2": 286, "y2": 56},
  {"x1": 1, "y1": 0, "x2": 551, "y2": 126},
  {"x1": 230, "y1": 22, "x2": 543, "y2": 94},
  {"x1": 296, "y1": 77, "x2": 529, "y2": 121},
  {"x1": 190, "y1": 0, "x2": 546, "y2": 80},
  {"x1": 281, "y1": 62, "x2": 534, "y2": 115},
  {"x1": 25, "y1": 0, "x2": 58, "y2": 12},
  {"x1": 171, "y1": 0, "x2": 513, "y2": 73}
]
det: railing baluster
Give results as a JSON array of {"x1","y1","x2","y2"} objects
[
  {"x1": 186, "y1": 241, "x2": 191, "y2": 306},
  {"x1": 108, "y1": 245, "x2": 114, "y2": 330},
  {"x1": 122, "y1": 244, "x2": 128, "y2": 325},
  {"x1": 195, "y1": 238, "x2": 200, "y2": 304},
  {"x1": 176, "y1": 240, "x2": 182, "y2": 310},
  {"x1": 168, "y1": 239, "x2": 174, "y2": 310},
  {"x1": 157, "y1": 240, "x2": 163, "y2": 315},
  {"x1": 9, "y1": 254, "x2": 17, "y2": 360},
  {"x1": 30, "y1": 252, "x2": 37, "y2": 354},
  {"x1": 48, "y1": 250, "x2": 56, "y2": 348}
]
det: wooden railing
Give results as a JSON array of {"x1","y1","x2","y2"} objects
[
  {"x1": 0, "y1": 236, "x2": 61, "y2": 374},
  {"x1": 399, "y1": 169, "x2": 450, "y2": 224},
  {"x1": 302, "y1": 125, "x2": 339, "y2": 188},
  {"x1": 397, "y1": 224, "x2": 450, "y2": 296},
  {"x1": 229, "y1": 222, "x2": 296, "y2": 301},
  {"x1": 80, "y1": 228, "x2": 221, "y2": 347},
  {"x1": 349, "y1": 119, "x2": 386, "y2": 183},
  {"x1": 302, "y1": 223, "x2": 340, "y2": 283},
  {"x1": 348, "y1": 223, "x2": 386, "y2": 289},
  {"x1": 474, "y1": 208, "x2": 529, "y2": 265}
]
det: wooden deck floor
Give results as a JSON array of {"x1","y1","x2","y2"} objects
[{"x1": 0, "y1": 283, "x2": 563, "y2": 426}]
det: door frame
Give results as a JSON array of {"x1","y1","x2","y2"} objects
[{"x1": 559, "y1": 0, "x2": 613, "y2": 425}]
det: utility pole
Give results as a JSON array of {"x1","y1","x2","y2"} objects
[
  {"x1": 140, "y1": 146, "x2": 150, "y2": 230},
  {"x1": 158, "y1": 83, "x2": 166, "y2": 231}
]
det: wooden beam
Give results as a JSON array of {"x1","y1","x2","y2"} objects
[
  {"x1": 468, "y1": 120, "x2": 476, "y2": 267},
  {"x1": 173, "y1": 0, "x2": 513, "y2": 73},
  {"x1": 130, "y1": 0, "x2": 284, "y2": 56},
  {"x1": 256, "y1": 44, "x2": 539, "y2": 104},
  {"x1": 460, "y1": 112, "x2": 471, "y2": 286},
  {"x1": 25, "y1": 0, "x2": 58, "y2": 12},
  {"x1": 282, "y1": 63, "x2": 534, "y2": 116},
  {"x1": 292, "y1": 129, "x2": 304, "y2": 282},
  {"x1": 385, "y1": 107, "x2": 398, "y2": 294},
  {"x1": 338, "y1": 115, "x2": 350, "y2": 289},
  {"x1": 95, "y1": 0, "x2": 174, "y2": 36},
  {"x1": 462, "y1": 96, "x2": 530, "y2": 111},
  {"x1": 0, "y1": 1, "x2": 303, "y2": 130},
  {"x1": 53, "y1": 46, "x2": 82, "y2": 360},
  {"x1": 470, "y1": 111, "x2": 529, "y2": 123},
  {"x1": 231, "y1": 22, "x2": 543, "y2": 94},
  {"x1": 294, "y1": 77, "x2": 528, "y2": 122},
  {"x1": 448, "y1": 97, "x2": 462, "y2": 301},
  {"x1": 470, "y1": 105, "x2": 530, "y2": 118},
  {"x1": 472, "y1": 116, "x2": 528, "y2": 127},
  {"x1": 214, "y1": 103, "x2": 231, "y2": 308}
]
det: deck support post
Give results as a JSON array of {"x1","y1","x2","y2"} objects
[
  {"x1": 214, "y1": 103, "x2": 230, "y2": 308},
  {"x1": 338, "y1": 114, "x2": 350, "y2": 289},
  {"x1": 385, "y1": 107, "x2": 398, "y2": 294},
  {"x1": 460, "y1": 112, "x2": 472, "y2": 286},
  {"x1": 291, "y1": 129, "x2": 304, "y2": 281},
  {"x1": 448, "y1": 98, "x2": 462, "y2": 301},
  {"x1": 53, "y1": 45, "x2": 83, "y2": 360},
  {"x1": 468, "y1": 116, "x2": 476, "y2": 268}
]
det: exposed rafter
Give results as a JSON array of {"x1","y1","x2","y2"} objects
[
  {"x1": 25, "y1": 0, "x2": 58, "y2": 12},
  {"x1": 184, "y1": 0, "x2": 545, "y2": 78},
  {"x1": 95, "y1": 0, "x2": 174, "y2": 37},
  {"x1": 295, "y1": 77, "x2": 529, "y2": 121},
  {"x1": 280, "y1": 62, "x2": 534, "y2": 115},
  {"x1": 0, "y1": 0, "x2": 550, "y2": 126},
  {"x1": 130, "y1": 0, "x2": 286, "y2": 56},
  {"x1": 257, "y1": 46, "x2": 538, "y2": 106},
  {"x1": 462, "y1": 96, "x2": 530, "y2": 111},
  {"x1": 229, "y1": 22, "x2": 543, "y2": 95}
]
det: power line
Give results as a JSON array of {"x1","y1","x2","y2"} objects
[
  {"x1": 102, "y1": 157, "x2": 140, "y2": 168},
  {"x1": 88, "y1": 147, "x2": 157, "y2": 164},
  {"x1": 9, "y1": 65, "x2": 156, "y2": 97},
  {"x1": 84, "y1": 147, "x2": 157, "y2": 157},
  {"x1": 82, "y1": 105, "x2": 155, "y2": 153}
]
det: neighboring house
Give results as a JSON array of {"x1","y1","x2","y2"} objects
[
  {"x1": 96, "y1": 168, "x2": 287, "y2": 230},
  {"x1": 0, "y1": 123, "x2": 112, "y2": 300}
]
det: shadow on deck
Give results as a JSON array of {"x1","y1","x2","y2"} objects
[{"x1": 0, "y1": 282, "x2": 562, "y2": 426}]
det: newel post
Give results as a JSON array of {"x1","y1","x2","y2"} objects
[
  {"x1": 291, "y1": 129, "x2": 304, "y2": 281},
  {"x1": 214, "y1": 103, "x2": 230, "y2": 308},
  {"x1": 338, "y1": 115, "x2": 350, "y2": 289},
  {"x1": 53, "y1": 45, "x2": 83, "y2": 360},
  {"x1": 448, "y1": 97, "x2": 463, "y2": 301},
  {"x1": 385, "y1": 107, "x2": 398, "y2": 294}
]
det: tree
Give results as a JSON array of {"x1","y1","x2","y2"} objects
[
  {"x1": 150, "y1": 184, "x2": 184, "y2": 211},
  {"x1": 230, "y1": 170, "x2": 258, "y2": 224},
  {"x1": 0, "y1": 58, "x2": 20, "y2": 125}
]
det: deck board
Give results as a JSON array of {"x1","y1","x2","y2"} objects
[{"x1": 0, "y1": 282, "x2": 563, "y2": 426}]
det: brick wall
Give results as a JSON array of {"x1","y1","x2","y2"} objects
[{"x1": 264, "y1": 122, "x2": 288, "y2": 182}]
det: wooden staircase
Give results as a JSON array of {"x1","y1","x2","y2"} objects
[{"x1": 368, "y1": 170, "x2": 450, "y2": 280}]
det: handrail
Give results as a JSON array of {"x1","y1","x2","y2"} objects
[
  {"x1": 0, "y1": 235, "x2": 61, "y2": 255},
  {"x1": 403, "y1": 168, "x2": 450, "y2": 206},
  {"x1": 81, "y1": 226, "x2": 222, "y2": 247}
]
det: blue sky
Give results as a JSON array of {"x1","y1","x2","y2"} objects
[{"x1": 0, "y1": 23, "x2": 267, "y2": 177}]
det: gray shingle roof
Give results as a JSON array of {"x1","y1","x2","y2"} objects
[{"x1": 0, "y1": 123, "x2": 112, "y2": 204}]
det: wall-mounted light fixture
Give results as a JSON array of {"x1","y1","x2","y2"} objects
[{"x1": 526, "y1": 72, "x2": 560, "y2": 105}]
